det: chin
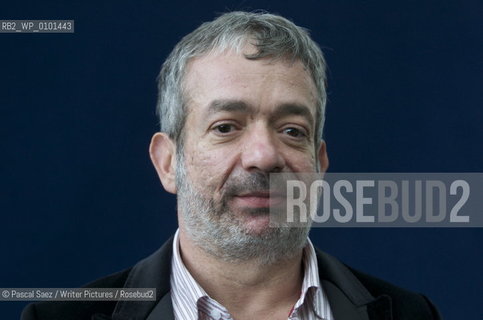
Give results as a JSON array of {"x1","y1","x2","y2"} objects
[{"x1": 241, "y1": 214, "x2": 275, "y2": 235}]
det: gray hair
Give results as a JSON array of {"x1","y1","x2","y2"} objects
[{"x1": 156, "y1": 11, "x2": 327, "y2": 146}]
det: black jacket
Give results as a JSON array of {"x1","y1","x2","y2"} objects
[{"x1": 21, "y1": 237, "x2": 442, "y2": 320}]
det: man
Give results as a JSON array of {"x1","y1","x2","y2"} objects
[{"x1": 22, "y1": 11, "x2": 441, "y2": 320}]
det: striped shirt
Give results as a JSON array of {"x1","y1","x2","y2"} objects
[{"x1": 170, "y1": 230, "x2": 334, "y2": 320}]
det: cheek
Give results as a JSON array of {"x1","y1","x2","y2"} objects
[
  {"x1": 282, "y1": 148, "x2": 318, "y2": 172},
  {"x1": 185, "y1": 145, "x2": 231, "y2": 189}
]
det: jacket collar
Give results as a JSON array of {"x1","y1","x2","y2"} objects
[
  {"x1": 316, "y1": 249, "x2": 392, "y2": 320},
  {"x1": 92, "y1": 237, "x2": 175, "y2": 320},
  {"x1": 93, "y1": 237, "x2": 392, "y2": 320}
]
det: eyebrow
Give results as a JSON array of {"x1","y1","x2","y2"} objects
[
  {"x1": 206, "y1": 99, "x2": 314, "y2": 127},
  {"x1": 269, "y1": 103, "x2": 314, "y2": 127},
  {"x1": 207, "y1": 99, "x2": 254, "y2": 115}
]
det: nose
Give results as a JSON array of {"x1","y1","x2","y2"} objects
[{"x1": 240, "y1": 125, "x2": 286, "y2": 173}]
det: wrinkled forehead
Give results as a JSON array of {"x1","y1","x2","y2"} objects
[{"x1": 182, "y1": 49, "x2": 318, "y2": 111}]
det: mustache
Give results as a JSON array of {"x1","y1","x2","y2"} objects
[{"x1": 222, "y1": 172, "x2": 271, "y2": 197}]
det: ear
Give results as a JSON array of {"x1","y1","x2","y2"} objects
[
  {"x1": 317, "y1": 140, "x2": 329, "y2": 173},
  {"x1": 149, "y1": 132, "x2": 177, "y2": 194}
]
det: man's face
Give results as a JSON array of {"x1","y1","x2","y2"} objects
[{"x1": 176, "y1": 47, "x2": 326, "y2": 263}]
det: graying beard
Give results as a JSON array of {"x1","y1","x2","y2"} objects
[{"x1": 175, "y1": 151, "x2": 310, "y2": 265}]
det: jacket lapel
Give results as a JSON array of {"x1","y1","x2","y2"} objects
[
  {"x1": 91, "y1": 314, "x2": 113, "y2": 320},
  {"x1": 94, "y1": 237, "x2": 176, "y2": 320},
  {"x1": 316, "y1": 249, "x2": 392, "y2": 320},
  {"x1": 93, "y1": 237, "x2": 392, "y2": 320},
  {"x1": 145, "y1": 292, "x2": 174, "y2": 320}
]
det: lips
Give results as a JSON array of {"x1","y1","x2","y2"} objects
[{"x1": 233, "y1": 191, "x2": 286, "y2": 208}]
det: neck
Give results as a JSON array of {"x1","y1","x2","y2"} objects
[{"x1": 178, "y1": 228, "x2": 304, "y2": 319}]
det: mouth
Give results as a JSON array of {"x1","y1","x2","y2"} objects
[{"x1": 232, "y1": 191, "x2": 286, "y2": 208}]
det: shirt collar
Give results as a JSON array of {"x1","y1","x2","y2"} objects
[
  {"x1": 170, "y1": 229, "x2": 331, "y2": 319},
  {"x1": 292, "y1": 238, "x2": 330, "y2": 319},
  {"x1": 170, "y1": 230, "x2": 210, "y2": 318}
]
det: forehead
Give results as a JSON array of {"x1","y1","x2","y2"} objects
[{"x1": 183, "y1": 49, "x2": 318, "y2": 113}]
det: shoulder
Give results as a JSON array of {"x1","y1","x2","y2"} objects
[
  {"x1": 21, "y1": 237, "x2": 175, "y2": 320},
  {"x1": 314, "y1": 248, "x2": 441, "y2": 319},
  {"x1": 20, "y1": 268, "x2": 131, "y2": 320},
  {"x1": 349, "y1": 267, "x2": 442, "y2": 319}
]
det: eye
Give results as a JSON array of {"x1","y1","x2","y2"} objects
[
  {"x1": 212, "y1": 123, "x2": 238, "y2": 134},
  {"x1": 282, "y1": 127, "x2": 307, "y2": 139}
]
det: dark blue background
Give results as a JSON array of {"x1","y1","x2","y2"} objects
[{"x1": 1, "y1": 1, "x2": 482, "y2": 319}]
